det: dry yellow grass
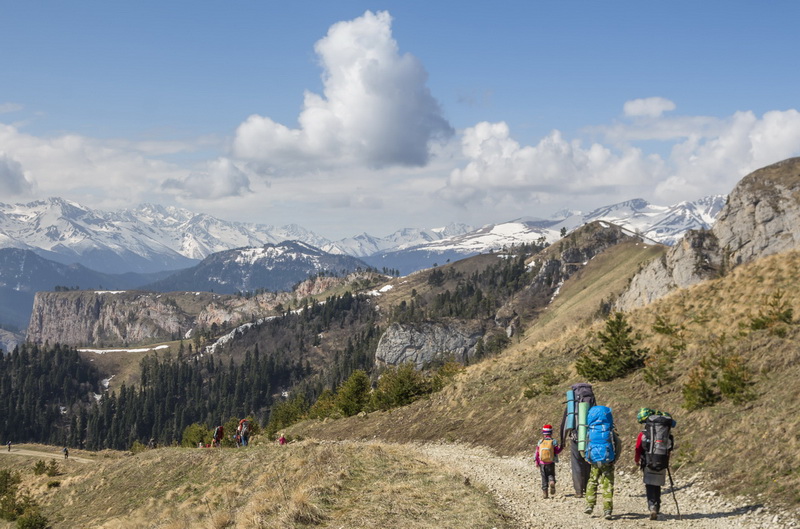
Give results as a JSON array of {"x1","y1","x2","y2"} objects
[
  {"x1": 293, "y1": 248, "x2": 800, "y2": 507},
  {"x1": 2, "y1": 440, "x2": 510, "y2": 529}
]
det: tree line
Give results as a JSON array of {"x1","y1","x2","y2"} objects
[{"x1": 1, "y1": 292, "x2": 380, "y2": 449}]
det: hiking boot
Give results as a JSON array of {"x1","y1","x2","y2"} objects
[
  {"x1": 603, "y1": 510, "x2": 613, "y2": 520},
  {"x1": 549, "y1": 483, "x2": 556, "y2": 496},
  {"x1": 584, "y1": 505, "x2": 594, "y2": 515},
  {"x1": 650, "y1": 510, "x2": 658, "y2": 520},
  {"x1": 542, "y1": 489, "x2": 549, "y2": 499}
]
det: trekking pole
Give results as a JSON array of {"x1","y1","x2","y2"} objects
[{"x1": 666, "y1": 467, "x2": 682, "y2": 521}]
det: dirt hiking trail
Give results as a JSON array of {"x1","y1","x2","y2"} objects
[
  {"x1": 411, "y1": 442, "x2": 796, "y2": 529},
  {"x1": 1, "y1": 446, "x2": 93, "y2": 464}
]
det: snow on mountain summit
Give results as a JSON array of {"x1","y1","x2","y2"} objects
[{"x1": 0, "y1": 195, "x2": 726, "y2": 276}]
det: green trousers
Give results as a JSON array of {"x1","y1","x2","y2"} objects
[{"x1": 585, "y1": 463, "x2": 615, "y2": 512}]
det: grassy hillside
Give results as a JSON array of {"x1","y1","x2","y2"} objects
[
  {"x1": 292, "y1": 246, "x2": 800, "y2": 508},
  {"x1": 1, "y1": 442, "x2": 509, "y2": 529}
]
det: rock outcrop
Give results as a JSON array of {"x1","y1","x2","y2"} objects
[
  {"x1": 28, "y1": 291, "x2": 199, "y2": 347},
  {"x1": 375, "y1": 322, "x2": 483, "y2": 368},
  {"x1": 0, "y1": 328, "x2": 23, "y2": 353},
  {"x1": 27, "y1": 272, "x2": 384, "y2": 347},
  {"x1": 616, "y1": 157, "x2": 800, "y2": 311}
]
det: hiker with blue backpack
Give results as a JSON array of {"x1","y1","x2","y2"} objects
[
  {"x1": 582, "y1": 405, "x2": 621, "y2": 521},
  {"x1": 534, "y1": 424, "x2": 562, "y2": 499},
  {"x1": 635, "y1": 408, "x2": 676, "y2": 521}
]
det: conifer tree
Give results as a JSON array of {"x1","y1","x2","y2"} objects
[{"x1": 576, "y1": 312, "x2": 647, "y2": 381}]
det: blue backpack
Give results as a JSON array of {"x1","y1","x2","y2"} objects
[{"x1": 584, "y1": 405, "x2": 615, "y2": 465}]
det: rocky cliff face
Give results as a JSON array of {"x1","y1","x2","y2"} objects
[
  {"x1": 0, "y1": 328, "x2": 23, "y2": 354},
  {"x1": 616, "y1": 158, "x2": 800, "y2": 311},
  {"x1": 28, "y1": 291, "x2": 197, "y2": 347},
  {"x1": 27, "y1": 272, "x2": 384, "y2": 347},
  {"x1": 375, "y1": 322, "x2": 482, "y2": 368}
]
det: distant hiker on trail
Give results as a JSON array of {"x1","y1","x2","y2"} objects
[
  {"x1": 278, "y1": 433, "x2": 286, "y2": 446},
  {"x1": 582, "y1": 405, "x2": 621, "y2": 521},
  {"x1": 147, "y1": 438, "x2": 156, "y2": 450},
  {"x1": 559, "y1": 382, "x2": 595, "y2": 497},
  {"x1": 6, "y1": 441, "x2": 10, "y2": 452},
  {"x1": 212, "y1": 426, "x2": 224, "y2": 447},
  {"x1": 534, "y1": 424, "x2": 562, "y2": 499},
  {"x1": 63, "y1": 446, "x2": 69, "y2": 459},
  {"x1": 237, "y1": 418, "x2": 250, "y2": 447},
  {"x1": 635, "y1": 407, "x2": 676, "y2": 521}
]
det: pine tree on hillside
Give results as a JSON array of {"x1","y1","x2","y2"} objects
[{"x1": 576, "y1": 312, "x2": 648, "y2": 381}]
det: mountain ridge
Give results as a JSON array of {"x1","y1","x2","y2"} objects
[{"x1": 0, "y1": 195, "x2": 724, "y2": 276}]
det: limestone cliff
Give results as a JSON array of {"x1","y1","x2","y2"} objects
[
  {"x1": 27, "y1": 272, "x2": 384, "y2": 347},
  {"x1": 616, "y1": 157, "x2": 800, "y2": 311},
  {"x1": 28, "y1": 291, "x2": 198, "y2": 347},
  {"x1": 375, "y1": 322, "x2": 482, "y2": 368}
]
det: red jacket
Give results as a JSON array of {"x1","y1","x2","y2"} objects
[{"x1": 634, "y1": 431, "x2": 645, "y2": 465}]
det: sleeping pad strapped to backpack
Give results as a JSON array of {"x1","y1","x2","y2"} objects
[
  {"x1": 560, "y1": 382, "x2": 596, "y2": 445},
  {"x1": 584, "y1": 405, "x2": 615, "y2": 465}
]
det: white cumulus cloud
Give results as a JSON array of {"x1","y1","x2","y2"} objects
[
  {"x1": 623, "y1": 97, "x2": 676, "y2": 118},
  {"x1": 440, "y1": 121, "x2": 663, "y2": 206},
  {"x1": 440, "y1": 106, "x2": 800, "y2": 209},
  {"x1": 0, "y1": 153, "x2": 34, "y2": 196},
  {"x1": 162, "y1": 157, "x2": 252, "y2": 200},
  {"x1": 0, "y1": 122, "x2": 195, "y2": 208},
  {"x1": 232, "y1": 10, "x2": 453, "y2": 172}
]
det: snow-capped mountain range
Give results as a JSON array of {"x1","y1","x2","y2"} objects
[
  {"x1": 143, "y1": 240, "x2": 369, "y2": 294},
  {"x1": 0, "y1": 195, "x2": 727, "y2": 276}
]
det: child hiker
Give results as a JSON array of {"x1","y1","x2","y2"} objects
[{"x1": 535, "y1": 424, "x2": 562, "y2": 499}]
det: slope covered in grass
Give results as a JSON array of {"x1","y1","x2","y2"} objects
[
  {"x1": 293, "y1": 247, "x2": 800, "y2": 508},
  {"x1": 1, "y1": 441, "x2": 509, "y2": 529}
]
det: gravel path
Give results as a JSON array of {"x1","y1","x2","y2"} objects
[
  {"x1": 1, "y1": 447, "x2": 93, "y2": 464},
  {"x1": 415, "y1": 443, "x2": 797, "y2": 529}
]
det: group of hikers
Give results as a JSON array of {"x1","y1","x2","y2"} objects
[
  {"x1": 206, "y1": 419, "x2": 286, "y2": 447},
  {"x1": 533, "y1": 382, "x2": 677, "y2": 521}
]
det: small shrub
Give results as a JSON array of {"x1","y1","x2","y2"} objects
[
  {"x1": 129, "y1": 440, "x2": 147, "y2": 454},
  {"x1": 749, "y1": 289, "x2": 794, "y2": 335},
  {"x1": 32, "y1": 461, "x2": 47, "y2": 477},
  {"x1": 523, "y1": 368, "x2": 565, "y2": 399},
  {"x1": 682, "y1": 365, "x2": 720, "y2": 411},
  {"x1": 45, "y1": 461, "x2": 59, "y2": 478},
  {"x1": 717, "y1": 354, "x2": 756, "y2": 404},
  {"x1": 429, "y1": 361, "x2": 464, "y2": 392},
  {"x1": 15, "y1": 508, "x2": 50, "y2": 529},
  {"x1": 642, "y1": 346, "x2": 677, "y2": 387},
  {"x1": 334, "y1": 370, "x2": 371, "y2": 417},
  {"x1": 307, "y1": 389, "x2": 338, "y2": 420},
  {"x1": 180, "y1": 423, "x2": 209, "y2": 448},
  {"x1": 370, "y1": 363, "x2": 428, "y2": 411}
]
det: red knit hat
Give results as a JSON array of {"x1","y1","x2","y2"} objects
[{"x1": 542, "y1": 424, "x2": 553, "y2": 435}]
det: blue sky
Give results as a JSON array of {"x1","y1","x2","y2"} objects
[{"x1": 2, "y1": 1, "x2": 799, "y2": 239}]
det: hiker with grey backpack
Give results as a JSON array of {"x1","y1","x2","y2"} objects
[
  {"x1": 559, "y1": 382, "x2": 596, "y2": 497},
  {"x1": 635, "y1": 407, "x2": 677, "y2": 521}
]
